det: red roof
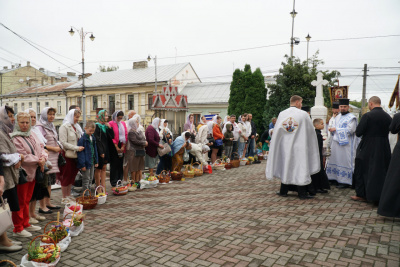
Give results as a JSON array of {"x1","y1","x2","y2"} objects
[{"x1": 5, "y1": 82, "x2": 75, "y2": 96}]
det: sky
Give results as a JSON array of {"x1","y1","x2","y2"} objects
[{"x1": 0, "y1": 0, "x2": 399, "y2": 110}]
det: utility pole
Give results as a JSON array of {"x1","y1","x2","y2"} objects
[{"x1": 361, "y1": 63, "x2": 368, "y2": 113}]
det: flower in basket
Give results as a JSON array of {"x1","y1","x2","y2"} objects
[
  {"x1": 42, "y1": 224, "x2": 69, "y2": 243},
  {"x1": 72, "y1": 214, "x2": 85, "y2": 227},
  {"x1": 248, "y1": 156, "x2": 254, "y2": 162},
  {"x1": 28, "y1": 241, "x2": 61, "y2": 263}
]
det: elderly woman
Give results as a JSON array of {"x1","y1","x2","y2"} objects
[
  {"x1": 11, "y1": 112, "x2": 47, "y2": 237},
  {"x1": 171, "y1": 132, "x2": 191, "y2": 172},
  {"x1": 59, "y1": 109, "x2": 84, "y2": 204},
  {"x1": 93, "y1": 110, "x2": 114, "y2": 188},
  {"x1": 184, "y1": 114, "x2": 197, "y2": 142},
  {"x1": 189, "y1": 143, "x2": 210, "y2": 166},
  {"x1": 109, "y1": 110, "x2": 127, "y2": 185},
  {"x1": 36, "y1": 107, "x2": 60, "y2": 212},
  {"x1": 196, "y1": 116, "x2": 207, "y2": 132},
  {"x1": 25, "y1": 108, "x2": 48, "y2": 223},
  {"x1": 211, "y1": 116, "x2": 224, "y2": 163},
  {"x1": 145, "y1": 117, "x2": 163, "y2": 177},
  {"x1": 0, "y1": 106, "x2": 24, "y2": 250},
  {"x1": 126, "y1": 117, "x2": 148, "y2": 183}
]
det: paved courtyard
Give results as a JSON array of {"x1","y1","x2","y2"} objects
[{"x1": 1, "y1": 161, "x2": 399, "y2": 266}]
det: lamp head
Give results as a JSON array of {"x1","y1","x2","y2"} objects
[
  {"x1": 89, "y1": 34, "x2": 95, "y2": 41},
  {"x1": 147, "y1": 55, "x2": 151, "y2": 62},
  {"x1": 69, "y1": 27, "x2": 75, "y2": 36},
  {"x1": 306, "y1": 33, "x2": 311, "y2": 41},
  {"x1": 290, "y1": 11, "x2": 297, "y2": 18}
]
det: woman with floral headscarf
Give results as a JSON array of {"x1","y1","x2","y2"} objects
[
  {"x1": 184, "y1": 114, "x2": 196, "y2": 142},
  {"x1": 145, "y1": 117, "x2": 163, "y2": 177},
  {"x1": 126, "y1": 117, "x2": 147, "y2": 183},
  {"x1": 109, "y1": 110, "x2": 127, "y2": 186},
  {"x1": 36, "y1": 107, "x2": 60, "y2": 212},
  {"x1": 0, "y1": 106, "x2": 24, "y2": 251},
  {"x1": 93, "y1": 110, "x2": 114, "y2": 188}
]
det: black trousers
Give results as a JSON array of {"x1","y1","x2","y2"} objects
[
  {"x1": 110, "y1": 155, "x2": 124, "y2": 187},
  {"x1": 280, "y1": 183, "x2": 308, "y2": 197},
  {"x1": 231, "y1": 141, "x2": 238, "y2": 159}
]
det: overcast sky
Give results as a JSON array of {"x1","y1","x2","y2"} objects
[{"x1": 1, "y1": 0, "x2": 399, "y2": 110}]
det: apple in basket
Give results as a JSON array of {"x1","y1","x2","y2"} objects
[{"x1": 68, "y1": 205, "x2": 81, "y2": 212}]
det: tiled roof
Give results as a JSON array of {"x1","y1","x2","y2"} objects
[
  {"x1": 67, "y1": 63, "x2": 194, "y2": 89},
  {"x1": 180, "y1": 82, "x2": 231, "y2": 104},
  {"x1": 4, "y1": 82, "x2": 75, "y2": 96}
]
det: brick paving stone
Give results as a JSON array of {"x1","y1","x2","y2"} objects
[{"x1": 1, "y1": 162, "x2": 399, "y2": 266}]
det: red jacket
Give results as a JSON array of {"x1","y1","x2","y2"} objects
[
  {"x1": 109, "y1": 121, "x2": 128, "y2": 152},
  {"x1": 213, "y1": 124, "x2": 224, "y2": 140}
]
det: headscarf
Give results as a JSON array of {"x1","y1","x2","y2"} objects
[
  {"x1": 131, "y1": 114, "x2": 143, "y2": 133},
  {"x1": 63, "y1": 109, "x2": 83, "y2": 137},
  {"x1": 37, "y1": 107, "x2": 58, "y2": 136},
  {"x1": 96, "y1": 109, "x2": 108, "y2": 133},
  {"x1": 25, "y1": 108, "x2": 47, "y2": 144},
  {"x1": 207, "y1": 121, "x2": 214, "y2": 135},
  {"x1": 10, "y1": 112, "x2": 32, "y2": 138},
  {"x1": 112, "y1": 110, "x2": 121, "y2": 124},
  {"x1": 151, "y1": 117, "x2": 160, "y2": 132},
  {"x1": 112, "y1": 110, "x2": 126, "y2": 143},
  {"x1": 159, "y1": 119, "x2": 167, "y2": 132},
  {"x1": 186, "y1": 114, "x2": 194, "y2": 131},
  {"x1": 171, "y1": 136, "x2": 185, "y2": 156},
  {"x1": 238, "y1": 115, "x2": 242, "y2": 123},
  {"x1": 223, "y1": 116, "x2": 230, "y2": 124},
  {"x1": 0, "y1": 106, "x2": 14, "y2": 134},
  {"x1": 127, "y1": 117, "x2": 138, "y2": 132},
  {"x1": 202, "y1": 144, "x2": 210, "y2": 152},
  {"x1": 212, "y1": 115, "x2": 218, "y2": 124}
]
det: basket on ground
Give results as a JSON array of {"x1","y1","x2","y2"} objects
[
  {"x1": 193, "y1": 163, "x2": 203, "y2": 176},
  {"x1": 24, "y1": 235, "x2": 61, "y2": 266},
  {"x1": 95, "y1": 185, "x2": 107, "y2": 204},
  {"x1": 213, "y1": 159, "x2": 225, "y2": 170},
  {"x1": 231, "y1": 153, "x2": 240, "y2": 168},
  {"x1": 183, "y1": 164, "x2": 195, "y2": 178},
  {"x1": 41, "y1": 221, "x2": 69, "y2": 244},
  {"x1": 171, "y1": 171, "x2": 183, "y2": 181},
  {"x1": 112, "y1": 180, "x2": 128, "y2": 195},
  {"x1": 76, "y1": 189, "x2": 98, "y2": 209},
  {"x1": 158, "y1": 170, "x2": 171, "y2": 183}
]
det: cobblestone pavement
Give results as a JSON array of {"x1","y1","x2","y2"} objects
[{"x1": 1, "y1": 161, "x2": 400, "y2": 266}]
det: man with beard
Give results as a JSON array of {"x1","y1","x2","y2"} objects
[
  {"x1": 352, "y1": 96, "x2": 392, "y2": 202},
  {"x1": 326, "y1": 99, "x2": 358, "y2": 188}
]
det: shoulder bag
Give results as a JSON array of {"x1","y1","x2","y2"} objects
[
  {"x1": 0, "y1": 196, "x2": 13, "y2": 235},
  {"x1": 135, "y1": 149, "x2": 146, "y2": 157},
  {"x1": 22, "y1": 137, "x2": 45, "y2": 183},
  {"x1": 158, "y1": 142, "x2": 171, "y2": 157},
  {"x1": 54, "y1": 137, "x2": 66, "y2": 167},
  {"x1": 19, "y1": 168, "x2": 28, "y2": 185}
]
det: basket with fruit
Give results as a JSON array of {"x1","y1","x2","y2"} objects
[
  {"x1": 112, "y1": 180, "x2": 128, "y2": 195},
  {"x1": 127, "y1": 181, "x2": 137, "y2": 191},
  {"x1": 213, "y1": 159, "x2": 225, "y2": 170},
  {"x1": 76, "y1": 189, "x2": 98, "y2": 209},
  {"x1": 41, "y1": 221, "x2": 69, "y2": 244},
  {"x1": 170, "y1": 171, "x2": 183, "y2": 181},
  {"x1": 95, "y1": 185, "x2": 107, "y2": 204},
  {"x1": 24, "y1": 235, "x2": 61, "y2": 266},
  {"x1": 192, "y1": 163, "x2": 203, "y2": 176},
  {"x1": 183, "y1": 164, "x2": 195, "y2": 178},
  {"x1": 158, "y1": 170, "x2": 171, "y2": 184}
]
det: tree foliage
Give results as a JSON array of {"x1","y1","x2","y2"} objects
[
  {"x1": 263, "y1": 52, "x2": 340, "y2": 129},
  {"x1": 228, "y1": 64, "x2": 267, "y2": 133},
  {"x1": 98, "y1": 65, "x2": 119, "y2": 72},
  {"x1": 349, "y1": 100, "x2": 362, "y2": 108}
]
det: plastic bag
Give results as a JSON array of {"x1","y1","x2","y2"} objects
[
  {"x1": 20, "y1": 252, "x2": 61, "y2": 267},
  {"x1": 63, "y1": 220, "x2": 84, "y2": 237},
  {"x1": 183, "y1": 150, "x2": 189, "y2": 162},
  {"x1": 62, "y1": 203, "x2": 83, "y2": 218}
]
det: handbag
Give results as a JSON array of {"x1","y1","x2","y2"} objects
[
  {"x1": 135, "y1": 149, "x2": 146, "y2": 157},
  {"x1": 0, "y1": 196, "x2": 13, "y2": 235},
  {"x1": 58, "y1": 153, "x2": 66, "y2": 167},
  {"x1": 158, "y1": 143, "x2": 171, "y2": 157},
  {"x1": 215, "y1": 139, "x2": 223, "y2": 146},
  {"x1": 19, "y1": 168, "x2": 28, "y2": 185},
  {"x1": 22, "y1": 137, "x2": 45, "y2": 183},
  {"x1": 65, "y1": 150, "x2": 77, "y2": 159}
]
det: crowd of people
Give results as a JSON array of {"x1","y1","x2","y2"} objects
[{"x1": 266, "y1": 95, "x2": 400, "y2": 218}]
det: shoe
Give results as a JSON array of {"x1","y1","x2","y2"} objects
[
  {"x1": 36, "y1": 215, "x2": 46, "y2": 221},
  {"x1": 9, "y1": 240, "x2": 22, "y2": 245},
  {"x1": 316, "y1": 189, "x2": 328, "y2": 194},
  {"x1": 25, "y1": 225, "x2": 41, "y2": 232},
  {"x1": 276, "y1": 192, "x2": 288, "y2": 197},
  {"x1": 299, "y1": 195, "x2": 314, "y2": 199},
  {"x1": 71, "y1": 191, "x2": 80, "y2": 197},
  {"x1": 351, "y1": 195, "x2": 366, "y2": 202},
  {"x1": 39, "y1": 208, "x2": 53, "y2": 214},
  {"x1": 0, "y1": 244, "x2": 23, "y2": 252},
  {"x1": 61, "y1": 198, "x2": 71, "y2": 205},
  {"x1": 67, "y1": 195, "x2": 77, "y2": 201},
  {"x1": 46, "y1": 205, "x2": 61, "y2": 209},
  {"x1": 336, "y1": 184, "x2": 350, "y2": 189},
  {"x1": 13, "y1": 230, "x2": 32, "y2": 238},
  {"x1": 29, "y1": 217, "x2": 39, "y2": 224}
]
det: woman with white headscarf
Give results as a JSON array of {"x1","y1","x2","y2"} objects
[
  {"x1": 145, "y1": 117, "x2": 163, "y2": 176},
  {"x1": 126, "y1": 117, "x2": 147, "y2": 183},
  {"x1": 36, "y1": 107, "x2": 61, "y2": 211},
  {"x1": 159, "y1": 119, "x2": 173, "y2": 140},
  {"x1": 58, "y1": 109, "x2": 84, "y2": 204},
  {"x1": 108, "y1": 110, "x2": 127, "y2": 186}
]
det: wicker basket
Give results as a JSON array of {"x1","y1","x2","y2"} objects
[
  {"x1": 231, "y1": 152, "x2": 240, "y2": 168},
  {"x1": 76, "y1": 189, "x2": 98, "y2": 209},
  {"x1": 27, "y1": 235, "x2": 61, "y2": 265},
  {"x1": 41, "y1": 221, "x2": 69, "y2": 243},
  {"x1": 95, "y1": 185, "x2": 107, "y2": 204},
  {"x1": 0, "y1": 260, "x2": 17, "y2": 267},
  {"x1": 213, "y1": 159, "x2": 225, "y2": 170},
  {"x1": 193, "y1": 163, "x2": 203, "y2": 176},
  {"x1": 112, "y1": 180, "x2": 128, "y2": 195},
  {"x1": 158, "y1": 170, "x2": 171, "y2": 183},
  {"x1": 183, "y1": 165, "x2": 195, "y2": 178},
  {"x1": 171, "y1": 171, "x2": 183, "y2": 181}
]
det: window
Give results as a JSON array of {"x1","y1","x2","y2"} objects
[
  {"x1": 108, "y1": 95, "x2": 115, "y2": 115},
  {"x1": 57, "y1": 101, "x2": 62, "y2": 114},
  {"x1": 77, "y1": 97, "x2": 82, "y2": 109},
  {"x1": 37, "y1": 102, "x2": 41, "y2": 114},
  {"x1": 193, "y1": 114, "x2": 201, "y2": 125},
  {"x1": 14, "y1": 103, "x2": 18, "y2": 113},
  {"x1": 148, "y1": 94, "x2": 153, "y2": 110},
  {"x1": 45, "y1": 102, "x2": 49, "y2": 107},
  {"x1": 128, "y1": 95, "x2": 134, "y2": 110},
  {"x1": 29, "y1": 102, "x2": 32, "y2": 108},
  {"x1": 21, "y1": 103, "x2": 25, "y2": 111},
  {"x1": 92, "y1": 96, "x2": 98, "y2": 110}
]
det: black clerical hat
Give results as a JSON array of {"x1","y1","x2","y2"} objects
[
  {"x1": 332, "y1": 102, "x2": 339, "y2": 109},
  {"x1": 301, "y1": 106, "x2": 310, "y2": 112},
  {"x1": 339, "y1": 98, "x2": 350, "y2": 106}
]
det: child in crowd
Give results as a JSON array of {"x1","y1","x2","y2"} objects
[
  {"x1": 310, "y1": 119, "x2": 330, "y2": 195},
  {"x1": 223, "y1": 123, "x2": 234, "y2": 158},
  {"x1": 77, "y1": 121, "x2": 99, "y2": 192},
  {"x1": 261, "y1": 129, "x2": 272, "y2": 154}
]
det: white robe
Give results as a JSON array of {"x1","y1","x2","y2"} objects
[
  {"x1": 326, "y1": 113, "x2": 358, "y2": 185},
  {"x1": 266, "y1": 107, "x2": 320, "y2": 185},
  {"x1": 195, "y1": 125, "x2": 208, "y2": 145}
]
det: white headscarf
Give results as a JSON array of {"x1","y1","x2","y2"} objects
[
  {"x1": 63, "y1": 109, "x2": 83, "y2": 137},
  {"x1": 223, "y1": 116, "x2": 230, "y2": 124},
  {"x1": 131, "y1": 114, "x2": 143, "y2": 133},
  {"x1": 127, "y1": 117, "x2": 138, "y2": 132},
  {"x1": 151, "y1": 117, "x2": 160, "y2": 133},
  {"x1": 212, "y1": 115, "x2": 218, "y2": 124},
  {"x1": 38, "y1": 107, "x2": 58, "y2": 136},
  {"x1": 25, "y1": 108, "x2": 47, "y2": 145},
  {"x1": 207, "y1": 121, "x2": 214, "y2": 135}
]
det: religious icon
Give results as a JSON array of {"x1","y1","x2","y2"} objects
[
  {"x1": 282, "y1": 117, "x2": 298, "y2": 133},
  {"x1": 335, "y1": 89, "x2": 343, "y2": 99},
  {"x1": 330, "y1": 86, "x2": 349, "y2": 103}
]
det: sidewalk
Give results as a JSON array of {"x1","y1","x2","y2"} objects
[{"x1": 1, "y1": 161, "x2": 399, "y2": 266}]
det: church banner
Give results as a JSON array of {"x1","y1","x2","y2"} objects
[
  {"x1": 330, "y1": 86, "x2": 349, "y2": 105},
  {"x1": 388, "y1": 75, "x2": 399, "y2": 110}
]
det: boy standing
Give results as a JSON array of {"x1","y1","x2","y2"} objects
[
  {"x1": 77, "y1": 121, "x2": 99, "y2": 192},
  {"x1": 223, "y1": 124, "x2": 234, "y2": 158}
]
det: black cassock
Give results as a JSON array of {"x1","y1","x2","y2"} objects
[
  {"x1": 353, "y1": 107, "x2": 392, "y2": 202},
  {"x1": 310, "y1": 129, "x2": 330, "y2": 191},
  {"x1": 378, "y1": 113, "x2": 400, "y2": 217}
]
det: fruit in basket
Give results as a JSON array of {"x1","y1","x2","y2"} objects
[
  {"x1": 68, "y1": 205, "x2": 81, "y2": 212},
  {"x1": 28, "y1": 241, "x2": 60, "y2": 263},
  {"x1": 42, "y1": 224, "x2": 69, "y2": 243},
  {"x1": 248, "y1": 156, "x2": 254, "y2": 162},
  {"x1": 96, "y1": 193, "x2": 106, "y2": 197}
]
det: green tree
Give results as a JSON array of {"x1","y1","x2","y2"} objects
[
  {"x1": 228, "y1": 68, "x2": 244, "y2": 117},
  {"x1": 264, "y1": 52, "x2": 340, "y2": 128},
  {"x1": 349, "y1": 100, "x2": 362, "y2": 108},
  {"x1": 98, "y1": 65, "x2": 119, "y2": 72}
]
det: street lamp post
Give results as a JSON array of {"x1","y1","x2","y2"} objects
[
  {"x1": 147, "y1": 55, "x2": 157, "y2": 93},
  {"x1": 290, "y1": 0, "x2": 297, "y2": 58},
  {"x1": 306, "y1": 33, "x2": 311, "y2": 65},
  {"x1": 69, "y1": 27, "x2": 95, "y2": 127}
]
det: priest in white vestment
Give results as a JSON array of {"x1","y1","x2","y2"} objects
[
  {"x1": 326, "y1": 98, "x2": 358, "y2": 187},
  {"x1": 266, "y1": 95, "x2": 320, "y2": 199}
]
